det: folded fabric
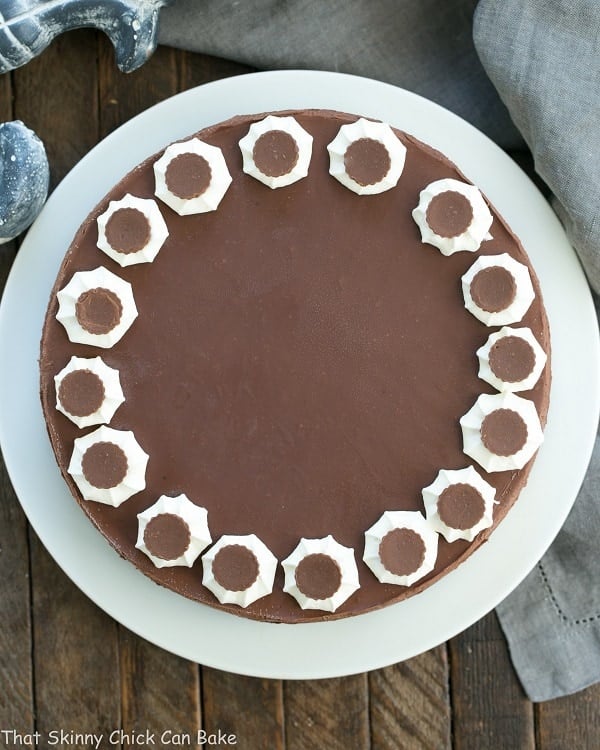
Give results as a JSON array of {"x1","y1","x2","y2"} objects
[
  {"x1": 158, "y1": 0, "x2": 523, "y2": 149},
  {"x1": 474, "y1": 0, "x2": 600, "y2": 702},
  {"x1": 158, "y1": 0, "x2": 600, "y2": 701}
]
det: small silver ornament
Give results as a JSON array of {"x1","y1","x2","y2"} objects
[
  {"x1": 0, "y1": 0, "x2": 171, "y2": 74},
  {"x1": 0, "y1": 120, "x2": 50, "y2": 244}
]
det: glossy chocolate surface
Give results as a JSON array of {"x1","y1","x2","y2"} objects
[{"x1": 40, "y1": 110, "x2": 551, "y2": 623}]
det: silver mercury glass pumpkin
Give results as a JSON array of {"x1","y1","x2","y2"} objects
[
  {"x1": 0, "y1": 120, "x2": 49, "y2": 244},
  {"x1": 0, "y1": 0, "x2": 172, "y2": 74}
]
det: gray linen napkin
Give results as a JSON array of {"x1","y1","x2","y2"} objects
[
  {"x1": 474, "y1": 0, "x2": 600, "y2": 702},
  {"x1": 158, "y1": 0, "x2": 600, "y2": 701}
]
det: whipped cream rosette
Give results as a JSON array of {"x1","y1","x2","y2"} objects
[
  {"x1": 327, "y1": 118, "x2": 406, "y2": 195},
  {"x1": 202, "y1": 534, "x2": 277, "y2": 607},
  {"x1": 462, "y1": 253, "x2": 535, "y2": 326},
  {"x1": 363, "y1": 511, "x2": 439, "y2": 586},
  {"x1": 136, "y1": 494, "x2": 212, "y2": 568},
  {"x1": 460, "y1": 391, "x2": 544, "y2": 472},
  {"x1": 154, "y1": 137, "x2": 232, "y2": 215},
  {"x1": 96, "y1": 193, "x2": 169, "y2": 267},
  {"x1": 477, "y1": 326, "x2": 547, "y2": 393},
  {"x1": 68, "y1": 425, "x2": 149, "y2": 506},
  {"x1": 422, "y1": 467, "x2": 496, "y2": 543},
  {"x1": 54, "y1": 355, "x2": 124, "y2": 428},
  {"x1": 239, "y1": 114, "x2": 313, "y2": 189},
  {"x1": 282, "y1": 535, "x2": 360, "y2": 612},
  {"x1": 56, "y1": 266, "x2": 138, "y2": 348},
  {"x1": 412, "y1": 177, "x2": 493, "y2": 255}
]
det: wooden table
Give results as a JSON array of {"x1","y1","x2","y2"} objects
[{"x1": 1, "y1": 30, "x2": 599, "y2": 750}]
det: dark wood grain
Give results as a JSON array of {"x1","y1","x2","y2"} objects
[
  {"x1": 178, "y1": 52, "x2": 256, "y2": 91},
  {"x1": 370, "y1": 646, "x2": 451, "y2": 750},
  {"x1": 449, "y1": 612, "x2": 535, "y2": 750},
  {"x1": 98, "y1": 35, "x2": 179, "y2": 137},
  {"x1": 119, "y1": 629, "x2": 201, "y2": 743},
  {"x1": 12, "y1": 31, "x2": 99, "y2": 188},
  {"x1": 202, "y1": 669, "x2": 284, "y2": 749},
  {"x1": 536, "y1": 684, "x2": 600, "y2": 750},
  {"x1": 0, "y1": 69, "x2": 32, "y2": 746},
  {"x1": 285, "y1": 675, "x2": 370, "y2": 750},
  {"x1": 0, "y1": 188, "x2": 34, "y2": 736},
  {"x1": 29, "y1": 538, "x2": 121, "y2": 748}
]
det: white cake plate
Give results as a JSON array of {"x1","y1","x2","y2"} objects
[{"x1": 0, "y1": 71, "x2": 598, "y2": 679}]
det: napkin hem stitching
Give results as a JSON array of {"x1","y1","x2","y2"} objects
[{"x1": 538, "y1": 562, "x2": 600, "y2": 625}]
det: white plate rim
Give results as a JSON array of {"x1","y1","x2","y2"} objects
[{"x1": 0, "y1": 70, "x2": 598, "y2": 679}]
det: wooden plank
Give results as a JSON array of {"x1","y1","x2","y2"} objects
[
  {"x1": 29, "y1": 537, "x2": 121, "y2": 745},
  {"x1": 536, "y1": 683, "x2": 600, "y2": 750},
  {"x1": 0, "y1": 66, "x2": 33, "y2": 745},
  {"x1": 13, "y1": 29, "x2": 123, "y2": 745},
  {"x1": 0, "y1": 228, "x2": 34, "y2": 736},
  {"x1": 0, "y1": 66, "x2": 12, "y2": 119},
  {"x1": 120, "y1": 629, "x2": 201, "y2": 742},
  {"x1": 369, "y1": 647, "x2": 451, "y2": 750},
  {"x1": 98, "y1": 34, "x2": 178, "y2": 136},
  {"x1": 178, "y1": 51, "x2": 256, "y2": 90},
  {"x1": 285, "y1": 674, "x2": 370, "y2": 750},
  {"x1": 202, "y1": 668, "x2": 284, "y2": 749},
  {"x1": 449, "y1": 612, "x2": 535, "y2": 750},
  {"x1": 12, "y1": 30, "x2": 99, "y2": 188}
]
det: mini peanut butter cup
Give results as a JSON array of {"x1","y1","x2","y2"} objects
[
  {"x1": 165, "y1": 152, "x2": 212, "y2": 199},
  {"x1": 481, "y1": 408, "x2": 528, "y2": 456},
  {"x1": 81, "y1": 441, "x2": 128, "y2": 489},
  {"x1": 295, "y1": 553, "x2": 342, "y2": 599},
  {"x1": 344, "y1": 138, "x2": 391, "y2": 186},
  {"x1": 437, "y1": 483, "x2": 485, "y2": 530},
  {"x1": 379, "y1": 528, "x2": 426, "y2": 576},
  {"x1": 252, "y1": 130, "x2": 299, "y2": 178},
  {"x1": 470, "y1": 266, "x2": 516, "y2": 313},
  {"x1": 105, "y1": 207, "x2": 151, "y2": 254},
  {"x1": 425, "y1": 190, "x2": 473, "y2": 238},
  {"x1": 75, "y1": 288, "x2": 123, "y2": 335},
  {"x1": 212, "y1": 544, "x2": 260, "y2": 592},
  {"x1": 143, "y1": 513, "x2": 191, "y2": 561},
  {"x1": 489, "y1": 336, "x2": 536, "y2": 383},
  {"x1": 58, "y1": 369, "x2": 105, "y2": 418}
]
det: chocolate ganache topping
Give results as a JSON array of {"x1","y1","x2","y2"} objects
[{"x1": 39, "y1": 109, "x2": 550, "y2": 623}]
